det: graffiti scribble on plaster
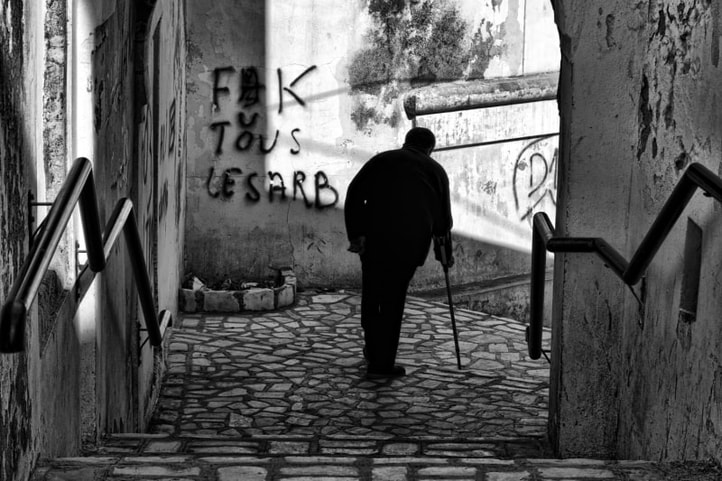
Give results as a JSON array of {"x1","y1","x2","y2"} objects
[
  {"x1": 512, "y1": 136, "x2": 558, "y2": 223},
  {"x1": 348, "y1": 0, "x2": 504, "y2": 130}
]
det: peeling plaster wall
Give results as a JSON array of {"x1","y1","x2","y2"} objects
[
  {"x1": 136, "y1": 0, "x2": 186, "y2": 428},
  {"x1": 91, "y1": 0, "x2": 174, "y2": 436},
  {"x1": 0, "y1": 1, "x2": 37, "y2": 478},
  {"x1": 185, "y1": 0, "x2": 559, "y2": 291},
  {"x1": 552, "y1": 0, "x2": 722, "y2": 462},
  {"x1": 0, "y1": 1, "x2": 172, "y2": 476},
  {"x1": 91, "y1": 0, "x2": 139, "y2": 436}
]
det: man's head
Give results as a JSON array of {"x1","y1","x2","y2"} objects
[{"x1": 403, "y1": 127, "x2": 436, "y2": 155}]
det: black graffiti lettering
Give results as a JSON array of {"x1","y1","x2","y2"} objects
[
  {"x1": 259, "y1": 130, "x2": 280, "y2": 154},
  {"x1": 314, "y1": 171, "x2": 339, "y2": 209},
  {"x1": 222, "y1": 168, "x2": 243, "y2": 197},
  {"x1": 235, "y1": 130, "x2": 254, "y2": 151},
  {"x1": 293, "y1": 171, "x2": 312, "y2": 208},
  {"x1": 512, "y1": 136, "x2": 558, "y2": 222},
  {"x1": 168, "y1": 99, "x2": 176, "y2": 154},
  {"x1": 207, "y1": 167, "x2": 338, "y2": 210},
  {"x1": 212, "y1": 66, "x2": 235, "y2": 108},
  {"x1": 239, "y1": 67, "x2": 264, "y2": 107},
  {"x1": 268, "y1": 172, "x2": 288, "y2": 202},
  {"x1": 206, "y1": 167, "x2": 220, "y2": 198},
  {"x1": 159, "y1": 124, "x2": 166, "y2": 159},
  {"x1": 277, "y1": 65, "x2": 317, "y2": 114},
  {"x1": 211, "y1": 121, "x2": 231, "y2": 155},
  {"x1": 238, "y1": 111, "x2": 259, "y2": 128},
  {"x1": 245, "y1": 172, "x2": 261, "y2": 202},
  {"x1": 290, "y1": 128, "x2": 301, "y2": 155},
  {"x1": 528, "y1": 153, "x2": 548, "y2": 195}
]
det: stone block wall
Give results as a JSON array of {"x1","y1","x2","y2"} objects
[{"x1": 179, "y1": 269, "x2": 297, "y2": 313}]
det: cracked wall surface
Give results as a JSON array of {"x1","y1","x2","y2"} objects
[
  {"x1": 1, "y1": 1, "x2": 42, "y2": 479},
  {"x1": 552, "y1": 0, "x2": 722, "y2": 463}
]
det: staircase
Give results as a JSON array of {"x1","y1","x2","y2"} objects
[{"x1": 31, "y1": 291, "x2": 722, "y2": 480}]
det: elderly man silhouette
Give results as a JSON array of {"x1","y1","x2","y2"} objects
[{"x1": 345, "y1": 127, "x2": 453, "y2": 379}]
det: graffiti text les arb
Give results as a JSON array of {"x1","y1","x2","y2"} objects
[{"x1": 206, "y1": 166, "x2": 339, "y2": 210}]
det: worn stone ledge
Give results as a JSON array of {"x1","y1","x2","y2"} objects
[{"x1": 178, "y1": 269, "x2": 296, "y2": 313}]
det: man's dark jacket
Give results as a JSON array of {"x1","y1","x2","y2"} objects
[{"x1": 345, "y1": 146, "x2": 453, "y2": 266}]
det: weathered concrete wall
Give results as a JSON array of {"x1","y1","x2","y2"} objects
[
  {"x1": 136, "y1": 0, "x2": 186, "y2": 427},
  {"x1": 0, "y1": 0, "x2": 177, "y2": 477},
  {"x1": 92, "y1": 0, "x2": 141, "y2": 435},
  {"x1": 552, "y1": 0, "x2": 722, "y2": 463},
  {"x1": 0, "y1": 1, "x2": 37, "y2": 478},
  {"x1": 185, "y1": 0, "x2": 559, "y2": 291}
]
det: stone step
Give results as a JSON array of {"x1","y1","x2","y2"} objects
[
  {"x1": 95, "y1": 433, "x2": 552, "y2": 458},
  {"x1": 32, "y1": 434, "x2": 722, "y2": 480}
]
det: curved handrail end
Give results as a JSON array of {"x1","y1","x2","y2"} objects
[{"x1": 0, "y1": 300, "x2": 27, "y2": 353}]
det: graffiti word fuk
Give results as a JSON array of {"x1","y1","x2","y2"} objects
[
  {"x1": 210, "y1": 65, "x2": 317, "y2": 156},
  {"x1": 212, "y1": 65, "x2": 316, "y2": 112},
  {"x1": 206, "y1": 167, "x2": 339, "y2": 210},
  {"x1": 512, "y1": 136, "x2": 558, "y2": 222}
]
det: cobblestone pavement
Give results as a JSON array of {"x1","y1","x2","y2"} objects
[
  {"x1": 33, "y1": 291, "x2": 722, "y2": 480},
  {"x1": 150, "y1": 292, "x2": 551, "y2": 444}
]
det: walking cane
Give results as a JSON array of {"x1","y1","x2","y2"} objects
[{"x1": 435, "y1": 234, "x2": 462, "y2": 370}]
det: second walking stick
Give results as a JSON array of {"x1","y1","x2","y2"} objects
[{"x1": 436, "y1": 234, "x2": 462, "y2": 370}]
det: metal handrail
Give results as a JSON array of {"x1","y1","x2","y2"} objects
[
  {"x1": 528, "y1": 162, "x2": 722, "y2": 360},
  {"x1": 0, "y1": 157, "x2": 168, "y2": 353}
]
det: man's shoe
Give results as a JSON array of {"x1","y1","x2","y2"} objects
[{"x1": 366, "y1": 365, "x2": 406, "y2": 379}]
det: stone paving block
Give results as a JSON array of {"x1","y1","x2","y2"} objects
[
  {"x1": 461, "y1": 458, "x2": 516, "y2": 465},
  {"x1": 537, "y1": 467, "x2": 616, "y2": 478},
  {"x1": 279, "y1": 465, "x2": 358, "y2": 476},
  {"x1": 204, "y1": 290, "x2": 240, "y2": 312},
  {"x1": 122, "y1": 456, "x2": 191, "y2": 463},
  {"x1": 51, "y1": 457, "x2": 117, "y2": 464},
  {"x1": 277, "y1": 477, "x2": 358, "y2": 481},
  {"x1": 486, "y1": 472, "x2": 532, "y2": 481},
  {"x1": 144, "y1": 440, "x2": 183, "y2": 453},
  {"x1": 40, "y1": 467, "x2": 103, "y2": 481},
  {"x1": 372, "y1": 466, "x2": 408, "y2": 481},
  {"x1": 244, "y1": 288, "x2": 275, "y2": 310},
  {"x1": 269, "y1": 441, "x2": 311, "y2": 454},
  {"x1": 283, "y1": 456, "x2": 358, "y2": 464},
  {"x1": 381, "y1": 443, "x2": 419, "y2": 455},
  {"x1": 528, "y1": 458, "x2": 608, "y2": 465},
  {"x1": 218, "y1": 465, "x2": 267, "y2": 481},
  {"x1": 112, "y1": 465, "x2": 201, "y2": 476},
  {"x1": 198, "y1": 456, "x2": 272, "y2": 464},
  {"x1": 189, "y1": 446, "x2": 257, "y2": 454},
  {"x1": 374, "y1": 456, "x2": 450, "y2": 465},
  {"x1": 321, "y1": 447, "x2": 377, "y2": 455},
  {"x1": 417, "y1": 465, "x2": 477, "y2": 476}
]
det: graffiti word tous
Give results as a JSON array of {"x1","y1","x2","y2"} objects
[
  {"x1": 206, "y1": 167, "x2": 339, "y2": 210},
  {"x1": 512, "y1": 136, "x2": 558, "y2": 222},
  {"x1": 210, "y1": 65, "x2": 316, "y2": 156}
]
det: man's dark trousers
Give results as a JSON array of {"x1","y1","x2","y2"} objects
[{"x1": 360, "y1": 255, "x2": 417, "y2": 371}]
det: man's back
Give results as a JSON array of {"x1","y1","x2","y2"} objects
[{"x1": 345, "y1": 146, "x2": 451, "y2": 266}]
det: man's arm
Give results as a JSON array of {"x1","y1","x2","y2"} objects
[
  {"x1": 433, "y1": 163, "x2": 454, "y2": 267},
  {"x1": 344, "y1": 157, "x2": 378, "y2": 252}
]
